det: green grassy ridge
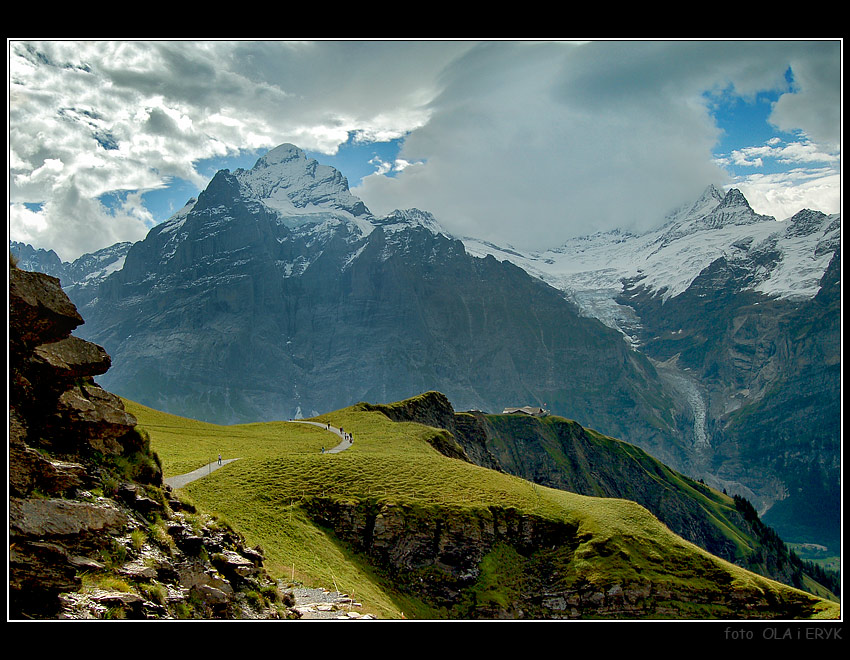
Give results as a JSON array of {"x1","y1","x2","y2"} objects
[
  {"x1": 124, "y1": 398, "x2": 839, "y2": 619},
  {"x1": 465, "y1": 411, "x2": 828, "y2": 592}
]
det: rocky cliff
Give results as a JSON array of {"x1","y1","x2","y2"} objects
[
  {"x1": 619, "y1": 245, "x2": 841, "y2": 551},
  {"x1": 8, "y1": 261, "x2": 290, "y2": 620},
  {"x1": 456, "y1": 410, "x2": 822, "y2": 593},
  {"x1": 302, "y1": 496, "x2": 832, "y2": 619}
]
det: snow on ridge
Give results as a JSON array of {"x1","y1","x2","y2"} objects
[
  {"x1": 157, "y1": 198, "x2": 197, "y2": 235},
  {"x1": 540, "y1": 214, "x2": 835, "y2": 303},
  {"x1": 82, "y1": 254, "x2": 126, "y2": 281},
  {"x1": 461, "y1": 187, "x2": 839, "y2": 336},
  {"x1": 373, "y1": 208, "x2": 448, "y2": 237},
  {"x1": 341, "y1": 243, "x2": 368, "y2": 271}
]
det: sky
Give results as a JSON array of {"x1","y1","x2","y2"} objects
[{"x1": 8, "y1": 39, "x2": 842, "y2": 262}]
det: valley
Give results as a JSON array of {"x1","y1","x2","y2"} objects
[
  {"x1": 8, "y1": 251, "x2": 839, "y2": 621},
  {"x1": 10, "y1": 143, "x2": 841, "y2": 577}
]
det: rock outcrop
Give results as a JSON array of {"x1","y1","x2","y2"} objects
[
  {"x1": 9, "y1": 261, "x2": 286, "y2": 620},
  {"x1": 302, "y1": 497, "x2": 831, "y2": 619},
  {"x1": 353, "y1": 391, "x2": 835, "y2": 599}
]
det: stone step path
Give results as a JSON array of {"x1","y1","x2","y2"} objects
[{"x1": 288, "y1": 586, "x2": 375, "y2": 620}]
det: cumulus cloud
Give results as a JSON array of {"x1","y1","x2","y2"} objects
[
  {"x1": 8, "y1": 39, "x2": 472, "y2": 258},
  {"x1": 724, "y1": 137, "x2": 840, "y2": 169},
  {"x1": 10, "y1": 178, "x2": 151, "y2": 262},
  {"x1": 8, "y1": 39, "x2": 841, "y2": 259},
  {"x1": 768, "y1": 43, "x2": 842, "y2": 148},
  {"x1": 735, "y1": 169, "x2": 841, "y2": 221}
]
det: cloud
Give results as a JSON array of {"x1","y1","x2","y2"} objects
[
  {"x1": 8, "y1": 39, "x2": 474, "y2": 258},
  {"x1": 356, "y1": 40, "x2": 841, "y2": 250},
  {"x1": 10, "y1": 178, "x2": 151, "y2": 262},
  {"x1": 768, "y1": 43, "x2": 842, "y2": 147},
  {"x1": 725, "y1": 137, "x2": 840, "y2": 168},
  {"x1": 9, "y1": 39, "x2": 841, "y2": 259},
  {"x1": 357, "y1": 41, "x2": 727, "y2": 247},
  {"x1": 734, "y1": 169, "x2": 841, "y2": 222}
]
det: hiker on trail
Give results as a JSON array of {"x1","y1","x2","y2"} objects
[
  {"x1": 321, "y1": 446, "x2": 325, "y2": 454},
  {"x1": 217, "y1": 454, "x2": 222, "y2": 466}
]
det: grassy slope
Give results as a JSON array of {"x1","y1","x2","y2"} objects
[
  {"x1": 481, "y1": 414, "x2": 843, "y2": 604},
  {"x1": 481, "y1": 414, "x2": 769, "y2": 563},
  {"x1": 124, "y1": 398, "x2": 840, "y2": 620}
]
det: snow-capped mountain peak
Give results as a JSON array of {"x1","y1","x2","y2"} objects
[
  {"x1": 658, "y1": 187, "x2": 775, "y2": 246},
  {"x1": 784, "y1": 208, "x2": 831, "y2": 238},
  {"x1": 664, "y1": 184, "x2": 726, "y2": 225},
  {"x1": 234, "y1": 143, "x2": 370, "y2": 221},
  {"x1": 461, "y1": 185, "x2": 840, "y2": 342},
  {"x1": 372, "y1": 208, "x2": 449, "y2": 236},
  {"x1": 698, "y1": 187, "x2": 774, "y2": 229}
]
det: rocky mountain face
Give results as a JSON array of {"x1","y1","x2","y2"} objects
[
  {"x1": 52, "y1": 145, "x2": 689, "y2": 473},
  {"x1": 11, "y1": 239, "x2": 134, "y2": 295},
  {"x1": 615, "y1": 232, "x2": 840, "y2": 552},
  {"x1": 9, "y1": 242, "x2": 67, "y2": 279},
  {"x1": 8, "y1": 262, "x2": 290, "y2": 620},
  {"x1": 463, "y1": 185, "x2": 841, "y2": 553}
]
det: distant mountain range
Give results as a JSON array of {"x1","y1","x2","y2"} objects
[{"x1": 11, "y1": 143, "x2": 841, "y2": 553}]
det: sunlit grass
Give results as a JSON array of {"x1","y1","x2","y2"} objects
[{"x1": 124, "y1": 397, "x2": 840, "y2": 620}]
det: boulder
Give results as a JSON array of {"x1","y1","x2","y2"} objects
[
  {"x1": 9, "y1": 269, "x2": 83, "y2": 350},
  {"x1": 117, "y1": 483, "x2": 166, "y2": 518},
  {"x1": 213, "y1": 549, "x2": 259, "y2": 578},
  {"x1": 31, "y1": 335, "x2": 111, "y2": 380},
  {"x1": 9, "y1": 441, "x2": 88, "y2": 497}
]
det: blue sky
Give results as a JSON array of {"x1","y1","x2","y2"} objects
[
  {"x1": 9, "y1": 40, "x2": 841, "y2": 260},
  {"x1": 711, "y1": 93, "x2": 791, "y2": 171},
  {"x1": 100, "y1": 136, "x2": 408, "y2": 226}
]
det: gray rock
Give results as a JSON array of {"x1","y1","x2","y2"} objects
[
  {"x1": 31, "y1": 335, "x2": 111, "y2": 379},
  {"x1": 9, "y1": 497, "x2": 128, "y2": 537}
]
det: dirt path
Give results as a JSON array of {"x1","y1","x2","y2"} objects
[
  {"x1": 287, "y1": 420, "x2": 353, "y2": 453},
  {"x1": 163, "y1": 423, "x2": 372, "y2": 616},
  {"x1": 164, "y1": 420, "x2": 351, "y2": 489},
  {"x1": 163, "y1": 458, "x2": 241, "y2": 489}
]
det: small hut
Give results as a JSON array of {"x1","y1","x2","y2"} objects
[{"x1": 501, "y1": 406, "x2": 549, "y2": 417}]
